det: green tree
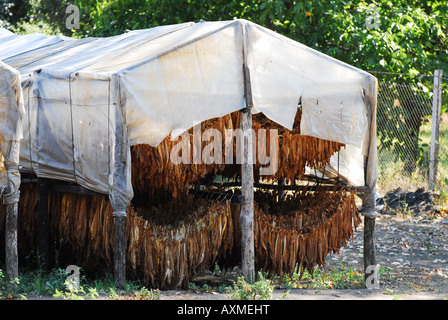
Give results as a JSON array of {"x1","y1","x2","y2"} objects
[
  {"x1": 3, "y1": 0, "x2": 448, "y2": 173},
  {"x1": 0, "y1": 0, "x2": 31, "y2": 28},
  {"x1": 5, "y1": 1, "x2": 447, "y2": 77}
]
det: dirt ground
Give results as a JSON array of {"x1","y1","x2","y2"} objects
[{"x1": 158, "y1": 210, "x2": 448, "y2": 300}]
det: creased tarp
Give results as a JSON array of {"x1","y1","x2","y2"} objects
[
  {"x1": 0, "y1": 19, "x2": 378, "y2": 212},
  {"x1": 0, "y1": 33, "x2": 71, "y2": 61},
  {"x1": 112, "y1": 21, "x2": 246, "y2": 147},
  {"x1": 244, "y1": 21, "x2": 377, "y2": 190},
  {"x1": 0, "y1": 61, "x2": 24, "y2": 203}
]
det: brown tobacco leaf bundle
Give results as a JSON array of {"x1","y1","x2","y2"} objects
[
  {"x1": 131, "y1": 114, "x2": 234, "y2": 198},
  {"x1": 131, "y1": 108, "x2": 345, "y2": 198},
  {"x1": 252, "y1": 188, "x2": 361, "y2": 278},
  {"x1": 44, "y1": 189, "x2": 235, "y2": 290},
  {"x1": 127, "y1": 197, "x2": 236, "y2": 289},
  {"x1": 5, "y1": 185, "x2": 360, "y2": 290},
  {"x1": 48, "y1": 190, "x2": 115, "y2": 269},
  {"x1": 250, "y1": 108, "x2": 345, "y2": 183},
  {"x1": 0, "y1": 183, "x2": 39, "y2": 257}
]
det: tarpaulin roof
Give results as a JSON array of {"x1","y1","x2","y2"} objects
[{"x1": 0, "y1": 19, "x2": 378, "y2": 213}]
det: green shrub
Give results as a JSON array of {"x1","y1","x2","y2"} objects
[{"x1": 226, "y1": 272, "x2": 288, "y2": 300}]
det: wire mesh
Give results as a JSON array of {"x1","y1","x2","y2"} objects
[
  {"x1": 436, "y1": 77, "x2": 448, "y2": 193},
  {"x1": 374, "y1": 74, "x2": 441, "y2": 194}
]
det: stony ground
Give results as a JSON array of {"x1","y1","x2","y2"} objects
[
  {"x1": 159, "y1": 207, "x2": 448, "y2": 300},
  {"x1": 316, "y1": 210, "x2": 448, "y2": 299}
]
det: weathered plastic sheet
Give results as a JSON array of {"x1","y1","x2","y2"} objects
[
  {"x1": 0, "y1": 19, "x2": 378, "y2": 212},
  {"x1": 0, "y1": 61, "x2": 24, "y2": 203}
]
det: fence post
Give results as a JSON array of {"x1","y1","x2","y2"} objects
[{"x1": 429, "y1": 69, "x2": 443, "y2": 192}]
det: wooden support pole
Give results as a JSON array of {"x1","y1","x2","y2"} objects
[
  {"x1": 111, "y1": 75, "x2": 128, "y2": 290},
  {"x1": 361, "y1": 188, "x2": 378, "y2": 288},
  {"x1": 240, "y1": 106, "x2": 255, "y2": 284},
  {"x1": 2, "y1": 140, "x2": 21, "y2": 284},
  {"x1": 363, "y1": 216, "x2": 377, "y2": 287},
  {"x1": 429, "y1": 69, "x2": 443, "y2": 192},
  {"x1": 240, "y1": 21, "x2": 256, "y2": 283},
  {"x1": 113, "y1": 214, "x2": 126, "y2": 290},
  {"x1": 37, "y1": 178, "x2": 49, "y2": 271},
  {"x1": 5, "y1": 201, "x2": 19, "y2": 285}
]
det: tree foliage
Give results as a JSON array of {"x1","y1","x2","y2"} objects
[
  {"x1": 2, "y1": 0, "x2": 447, "y2": 173},
  {"x1": 2, "y1": 1, "x2": 446, "y2": 79}
]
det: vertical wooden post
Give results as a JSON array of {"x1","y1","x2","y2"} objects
[
  {"x1": 429, "y1": 69, "x2": 443, "y2": 192},
  {"x1": 362, "y1": 189, "x2": 377, "y2": 288},
  {"x1": 240, "y1": 19, "x2": 255, "y2": 283},
  {"x1": 2, "y1": 140, "x2": 21, "y2": 286},
  {"x1": 37, "y1": 177, "x2": 49, "y2": 271},
  {"x1": 111, "y1": 75, "x2": 128, "y2": 290},
  {"x1": 240, "y1": 106, "x2": 255, "y2": 284},
  {"x1": 113, "y1": 214, "x2": 126, "y2": 290},
  {"x1": 5, "y1": 200, "x2": 19, "y2": 285},
  {"x1": 240, "y1": 15, "x2": 256, "y2": 282},
  {"x1": 364, "y1": 216, "x2": 376, "y2": 284}
]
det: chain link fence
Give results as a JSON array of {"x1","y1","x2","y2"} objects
[
  {"x1": 373, "y1": 71, "x2": 448, "y2": 196},
  {"x1": 438, "y1": 76, "x2": 448, "y2": 192}
]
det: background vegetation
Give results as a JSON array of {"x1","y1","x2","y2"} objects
[{"x1": 1, "y1": 0, "x2": 447, "y2": 78}]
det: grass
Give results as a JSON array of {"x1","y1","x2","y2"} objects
[
  {"x1": 226, "y1": 272, "x2": 281, "y2": 300},
  {"x1": 0, "y1": 267, "x2": 160, "y2": 300},
  {"x1": 273, "y1": 265, "x2": 366, "y2": 290},
  {"x1": 2, "y1": 263, "x2": 387, "y2": 300}
]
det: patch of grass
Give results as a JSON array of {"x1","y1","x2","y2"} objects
[
  {"x1": 0, "y1": 267, "x2": 67, "y2": 298},
  {"x1": 306, "y1": 265, "x2": 365, "y2": 290},
  {"x1": 226, "y1": 272, "x2": 288, "y2": 300},
  {"x1": 273, "y1": 264, "x2": 365, "y2": 290},
  {"x1": 0, "y1": 267, "x2": 159, "y2": 300}
]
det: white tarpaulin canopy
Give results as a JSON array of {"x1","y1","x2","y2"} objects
[
  {"x1": 0, "y1": 19, "x2": 378, "y2": 214},
  {"x1": 0, "y1": 60, "x2": 24, "y2": 204}
]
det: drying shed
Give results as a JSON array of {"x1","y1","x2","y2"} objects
[{"x1": 0, "y1": 19, "x2": 378, "y2": 289}]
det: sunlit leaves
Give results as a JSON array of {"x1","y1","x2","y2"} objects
[{"x1": 4, "y1": 0, "x2": 447, "y2": 80}]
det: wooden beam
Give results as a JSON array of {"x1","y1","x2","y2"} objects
[
  {"x1": 49, "y1": 182, "x2": 107, "y2": 197},
  {"x1": 188, "y1": 189, "x2": 244, "y2": 204},
  {"x1": 210, "y1": 181, "x2": 370, "y2": 194}
]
